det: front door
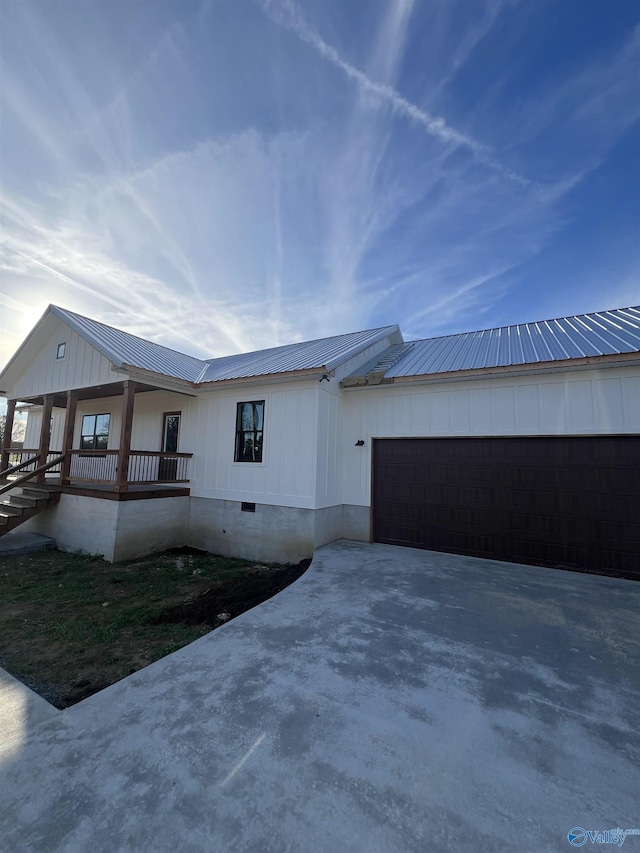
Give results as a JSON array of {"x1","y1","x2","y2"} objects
[{"x1": 159, "y1": 412, "x2": 180, "y2": 481}]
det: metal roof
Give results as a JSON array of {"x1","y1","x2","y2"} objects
[
  {"x1": 49, "y1": 304, "x2": 640, "y2": 388},
  {"x1": 197, "y1": 326, "x2": 399, "y2": 382},
  {"x1": 52, "y1": 306, "x2": 399, "y2": 384},
  {"x1": 347, "y1": 306, "x2": 640, "y2": 382},
  {"x1": 52, "y1": 306, "x2": 206, "y2": 382}
]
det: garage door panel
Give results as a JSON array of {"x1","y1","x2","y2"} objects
[
  {"x1": 588, "y1": 441, "x2": 640, "y2": 463},
  {"x1": 439, "y1": 463, "x2": 495, "y2": 481},
  {"x1": 378, "y1": 482, "x2": 428, "y2": 501},
  {"x1": 508, "y1": 511, "x2": 583, "y2": 538},
  {"x1": 376, "y1": 525, "x2": 425, "y2": 547},
  {"x1": 507, "y1": 465, "x2": 583, "y2": 488},
  {"x1": 436, "y1": 530, "x2": 497, "y2": 556},
  {"x1": 433, "y1": 506, "x2": 495, "y2": 527},
  {"x1": 594, "y1": 519, "x2": 640, "y2": 546},
  {"x1": 379, "y1": 524, "x2": 498, "y2": 557},
  {"x1": 511, "y1": 539, "x2": 580, "y2": 567},
  {"x1": 377, "y1": 501, "x2": 428, "y2": 522},
  {"x1": 595, "y1": 492, "x2": 640, "y2": 519},
  {"x1": 599, "y1": 549, "x2": 640, "y2": 574},
  {"x1": 508, "y1": 488, "x2": 581, "y2": 513},
  {"x1": 593, "y1": 467, "x2": 639, "y2": 491},
  {"x1": 373, "y1": 436, "x2": 639, "y2": 579},
  {"x1": 437, "y1": 484, "x2": 497, "y2": 505},
  {"x1": 377, "y1": 462, "x2": 428, "y2": 482}
]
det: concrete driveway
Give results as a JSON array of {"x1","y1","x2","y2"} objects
[{"x1": 1, "y1": 541, "x2": 638, "y2": 853}]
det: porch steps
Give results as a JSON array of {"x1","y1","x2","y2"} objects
[{"x1": 0, "y1": 485, "x2": 62, "y2": 538}]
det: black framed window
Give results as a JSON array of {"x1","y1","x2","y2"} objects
[
  {"x1": 162, "y1": 412, "x2": 180, "y2": 453},
  {"x1": 81, "y1": 413, "x2": 110, "y2": 450},
  {"x1": 235, "y1": 401, "x2": 264, "y2": 463},
  {"x1": 56, "y1": 342, "x2": 66, "y2": 359}
]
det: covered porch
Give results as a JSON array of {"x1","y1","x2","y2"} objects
[{"x1": 1, "y1": 380, "x2": 193, "y2": 500}]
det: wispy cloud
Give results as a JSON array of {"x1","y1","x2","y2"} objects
[
  {"x1": 0, "y1": 0, "x2": 637, "y2": 373},
  {"x1": 259, "y1": 0, "x2": 530, "y2": 186},
  {"x1": 472, "y1": 23, "x2": 640, "y2": 188},
  {"x1": 0, "y1": 128, "x2": 339, "y2": 364}
]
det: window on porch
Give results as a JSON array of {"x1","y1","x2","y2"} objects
[{"x1": 81, "y1": 414, "x2": 110, "y2": 450}]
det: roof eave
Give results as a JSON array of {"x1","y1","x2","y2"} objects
[{"x1": 196, "y1": 366, "x2": 330, "y2": 389}]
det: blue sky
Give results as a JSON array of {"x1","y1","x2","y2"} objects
[{"x1": 1, "y1": 0, "x2": 639, "y2": 372}]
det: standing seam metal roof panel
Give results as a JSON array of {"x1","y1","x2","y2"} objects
[
  {"x1": 52, "y1": 306, "x2": 399, "y2": 384},
  {"x1": 197, "y1": 326, "x2": 399, "y2": 382},
  {"x1": 51, "y1": 305, "x2": 640, "y2": 385},
  {"x1": 52, "y1": 306, "x2": 207, "y2": 382},
  {"x1": 384, "y1": 307, "x2": 640, "y2": 378}
]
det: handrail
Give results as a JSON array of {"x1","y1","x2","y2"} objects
[
  {"x1": 67, "y1": 449, "x2": 118, "y2": 455},
  {"x1": 0, "y1": 455, "x2": 66, "y2": 498},
  {"x1": 65, "y1": 449, "x2": 193, "y2": 458},
  {"x1": 0, "y1": 454, "x2": 40, "y2": 480},
  {"x1": 124, "y1": 450, "x2": 193, "y2": 458}
]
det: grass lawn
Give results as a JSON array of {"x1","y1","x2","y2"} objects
[{"x1": 0, "y1": 548, "x2": 309, "y2": 708}]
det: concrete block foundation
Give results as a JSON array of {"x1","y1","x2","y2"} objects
[
  {"x1": 23, "y1": 493, "x2": 189, "y2": 562},
  {"x1": 188, "y1": 498, "x2": 315, "y2": 564},
  {"x1": 21, "y1": 495, "x2": 371, "y2": 563},
  {"x1": 342, "y1": 504, "x2": 371, "y2": 542}
]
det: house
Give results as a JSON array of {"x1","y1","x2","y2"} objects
[{"x1": 1, "y1": 304, "x2": 639, "y2": 578}]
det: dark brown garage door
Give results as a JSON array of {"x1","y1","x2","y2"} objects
[{"x1": 373, "y1": 437, "x2": 640, "y2": 579}]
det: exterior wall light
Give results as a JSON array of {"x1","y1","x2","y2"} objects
[{"x1": 355, "y1": 439, "x2": 365, "y2": 446}]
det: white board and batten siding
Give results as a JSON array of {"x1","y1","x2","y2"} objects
[
  {"x1": 23, "y1": 409, "x2": 65, "y2": 452},
  {"x1": 315, "y1": 386, "x2": 341, "y2": 508},
  {"x1": 313, "y1": 330, "x2": 401, "y2": 509},
  {"x1": 187, "y1": 381, "x2": 318, "y2": 509},
  {"x1": 9, "y1": 321, "x2": 120, "y2": 400},
  {"x1": 129, "y1": 391, "x2": 192, "y2": 450},
  {"x1": 22, "y1": 378, "x2": 322, "y2": 507},
  {"x1": 72, "y1": 391, "x2": 192, "y2": 451},
  {"x1": 24, "y1": 390, "x2": 192, "y2": 453},
  {"x1": 341, "y1": 365, "x2": 640, "y2": 507}
]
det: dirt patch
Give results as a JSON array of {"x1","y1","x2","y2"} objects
[
  {"x1": 153, "y1": 559, "x2": 311, "y2": 627},
  {"x1": 0, "y1": 549, "x2": 311, "y2": 709}
]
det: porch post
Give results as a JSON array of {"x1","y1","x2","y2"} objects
[
  {"x1": 60, "y1": 390, "x2": 78, "y2": 487},
  {"x1": 1, "y1": 399, "x2": 16, "y2": 471},
  {"x1": 115, "y1": 380, "x2": 136, "y2": 493},
  {"x1": 36, "y1": 394, "x2": 54, "y2": 483},
  {"x1": 0, "y1": 400, "x2": 16, "y2": 471}
]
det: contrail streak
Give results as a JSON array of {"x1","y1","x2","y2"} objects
[{"x1": 260, "y1": 0, "x2": 530, "y2": 187}]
